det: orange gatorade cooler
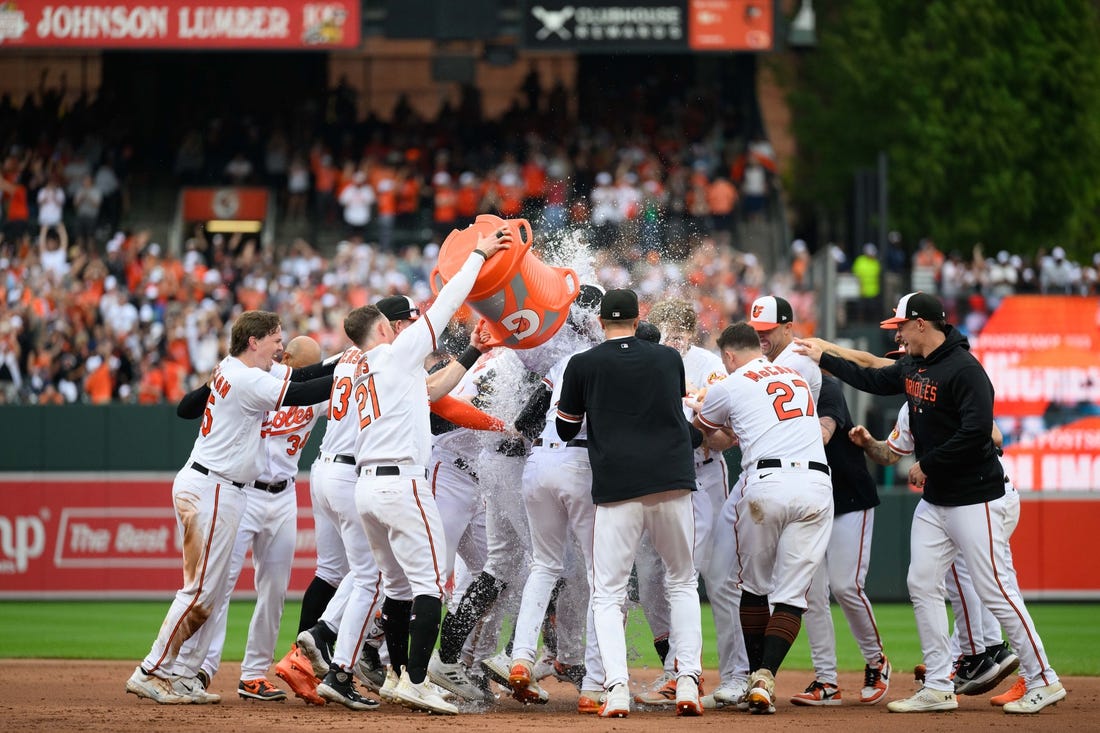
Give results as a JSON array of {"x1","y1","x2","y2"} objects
[{"x1": 431, "y1": 214, "x2": 578, "y2": 349}]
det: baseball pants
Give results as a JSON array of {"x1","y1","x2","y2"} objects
[
  {"x1": 803, "y1": 508, "x2": 884, "y2": 684},
  {"x1": 430, "y1": 450, "x2": 488, "y2": 584},
  {"x1": 592, "y1": 489, "x2": 701, "y2": 689},
  {"x1": 312, "y1": 455, "x2": 350, "y2": 587},
  {"x1": 142, "y1": 468, "x2": 246, "y2": 677},
  {"x1": 908, "y1": 492, "x2": 1057, "y2": 693},
  {"x1": 313, "y1": 459, "x2": 384, "y2": 671}
]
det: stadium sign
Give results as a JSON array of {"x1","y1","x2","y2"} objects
[
  {"x1": 0, "y1": 0, "x2": 359, "y2": 47},
  {"x1": 521, "y1": 0, "x2": 773, "y2": 52}
]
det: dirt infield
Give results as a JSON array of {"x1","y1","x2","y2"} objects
[{"x1": 2, "y1": 661, "x2": 1096, "y2": 732}]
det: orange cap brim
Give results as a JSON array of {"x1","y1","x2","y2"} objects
[
  {"x1": 879, "y1": 317, "x2": 904, "y2": 329},
  {"x1": 749, "y1": 321, "x2": 779, "y2": 331}
]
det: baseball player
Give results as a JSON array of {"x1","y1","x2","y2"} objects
[
  {"x1": 695, "y1": 321, "x2": 833, "y2": 716},
  {"x1": 797, "y1": 336, "x2": 1022, "y2": 704},
  {"x1": 344, "y1": 227, "x2": 512, "y2": 715},
  {"x1": 125, "y1": 311, "x2": 334, "y2": 705},
  {"x1": 557, "y1": 288, "x2": 704, "y2": 719},
  {"x1": 796, "y1": 291, "x2": 1064, "y2": 714},
  {"x1": 507, "y1": 337, "x2": 607, "y2": 710},
  {"x1": 633, "y1": 299, "x2": 749, "y2": 708},
  {"x1": 791, "y1": 373, "x2": 890, "y2": 707},
  {"x1": 174, "y1": 336, "x2": 326, "y2": 701}
]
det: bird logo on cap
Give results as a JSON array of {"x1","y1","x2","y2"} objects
[{"x1": 752, "y1": 304, "x2": 765, "y2": 319}]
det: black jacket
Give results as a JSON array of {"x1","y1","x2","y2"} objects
[{"x1": 821, "y1": 325, "x2": 1004, "y2": 507}]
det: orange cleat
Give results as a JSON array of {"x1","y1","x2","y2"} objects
[
  {"x1": 990, "y1": 676, "x2": 1027, "y2": 706},
  {"x1": 275, "y1": 645, "x2": 326, "y2": 706}
]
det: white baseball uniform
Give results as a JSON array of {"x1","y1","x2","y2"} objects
[
  {"x1": 314, "y1": 346, "x2": 384, "y2": 673},
  {"x1": 141, "y1": 355, "x2": 290, "y2": 678},
  {"x1": 512, "y1": 350, "x2": 605, "y2": 691},
  {"x1": 698, "y1": 356, "x2": 833, "y2": 610},
  {"x1": 887, "y1": 405, "x2": 1024, "y2": 664},
  {"x1": 179, "y1": 361, "x2": 324, "y2": 682},
  {"x1": 354, "y1": 251, "x2": 488, "y2": 604},
  {"x1": 430, "y1": 369, "x2": 489, "y2": 587}
]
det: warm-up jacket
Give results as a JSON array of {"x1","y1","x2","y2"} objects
[{"x1": 821, "y1": 325, "x2": 1005, "y2": 507}]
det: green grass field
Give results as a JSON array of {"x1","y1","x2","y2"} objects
[{"x1": 2, "y1": 601, "x2": 1097, "y2": 675}]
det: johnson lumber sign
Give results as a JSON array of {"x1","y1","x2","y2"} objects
[{"x1": 0, "y1": 0, "x2": 359, "y2": 47}]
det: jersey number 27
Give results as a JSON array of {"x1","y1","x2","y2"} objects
[{"x1": 767, "y1": 379, "x2": 815, "y2": 420}]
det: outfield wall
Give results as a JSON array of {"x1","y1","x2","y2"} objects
[{"x1": 1, "y1": 405, "x2": 1097, "y2": 599}]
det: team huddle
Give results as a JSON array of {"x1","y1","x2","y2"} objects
[{"x1": 123, "y1": 230, "x2": 1066, "y2": 717}]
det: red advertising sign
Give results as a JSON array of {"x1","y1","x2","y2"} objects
[
  {"x1": 971, "y1": 295, "x2": 1100, "y2": 490},
  {"x1": 181, "y1": 187, "x2": 269, "y2": 221},
  {"x1": 0, "y1": 475, "x2": 320, "y2": 598},
  {"x1": 0, "y1": 0, "x2": 359, "y2": 48},
  {"x1": 688, "y1": 0, "x2": 773, "y2": 51}
]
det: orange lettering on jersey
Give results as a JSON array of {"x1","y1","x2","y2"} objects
[
  {"x1": 211, "y1": 372, "x2": 231, "y2": 399},
  {"x1": 744, "y1": 370, "x2": 763, "y2": 382},
  {"x1": 270, "y1": 405, "x2": 315, "y2": 430},
  {"x1": 905, "y1": 376, "x2": 938, "y2": 404}
]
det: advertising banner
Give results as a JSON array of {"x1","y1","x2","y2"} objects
[
  {"x1": 971, "y1": 295, "x2": 1100, "y2": 490},
  {"x1": 0, "y1": 0, "x2": 359, "y2": 48},
  {"x1": 521, "y1": 0, "x2": 773, "y2": 52},
  {"x1": 0, "y1": 475, "x2": 320, "y2": 598}
]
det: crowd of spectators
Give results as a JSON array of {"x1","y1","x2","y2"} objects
[{"x1": 2, "y1": 71, "x2": 1098, "y2": 406}]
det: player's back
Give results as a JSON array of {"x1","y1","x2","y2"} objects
[
  {"x1": 318, "y1": 347, "x2": 362, "y2": 456},
  {"x1": 723, "y1": 356, "x2": 825, "y2": 469}
]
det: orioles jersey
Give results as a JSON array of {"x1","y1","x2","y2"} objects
[
  {"x1": 773, "y1": 340, "x2": 822, "y2": 403},
  {"x1": 538, "y1": 350, "x2": 588, "y2": 443},
  {"x1": 187, "y1": 355, "x2": 290, "y2": 484},
  {"x1": 682, "y1": 345, "x2": 727, "y2": 463},
  {"x1": 318, "y1": 347, "x2": 363, "y2": 457},
  {"x1": 354, "y1": 251, "x2": 487, "y2": 468},
  {"x1": 258, "y1": 362, "x2": 325, "y2": 483},
  {"x1": 698, "y1": 355, "x2": 825, "y2": 472}
]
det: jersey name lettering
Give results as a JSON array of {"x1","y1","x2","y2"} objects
[
  {"x1": 210, "y1": 371, "x2": 231, "y2": 398},
  {"x1": 742, "y1": 364, "x2": 798, "y2": 382}
]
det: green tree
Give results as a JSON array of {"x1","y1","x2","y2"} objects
[{"x1": 789, "y1": 0, "x2": 1100, "y2": 258}]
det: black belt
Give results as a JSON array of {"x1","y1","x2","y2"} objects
[
  {"x1": 333, "y1": 454, "x2": 355, "y2": 465},
  {"x1": 453, "y1": 457, "x2": 479, "y2": 481},
  {"x1": 252, "y1": 479, "x2": 289, "y2": 494},
  {"x1": 697, "y1": 457, "x2": 714, "y2": 466},
  {"x1": 532, "y1": 438, "x2": 588, "y2": 448},
  {"x1": 756, "y1": 459, "x2": 830, "y2": 476},
  {"x1": 190, "y1": 461, "x2": 245, "y2": 488},
  {"x1": 358, "y1": 465, "x2": 430, "y2": 479}
]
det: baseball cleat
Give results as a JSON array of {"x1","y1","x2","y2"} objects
[
  {"x1": 990, "y1": 676, "x2": 1026, "y2": 706},
  {"x1": 886, "y1": 687, "x2": 958, "y2": 713},
  {"x1": 125, "y1": 666, "x2": 191, "y2": 704},
  {"x1": 507, "y1": 659, "x2": 549, "y2": 705},
  {"x1": 428, "y1": 650, "x2": 493, "y2": 702},
  {"x1": 599, "y1": 683, "x2": 630, "y2": 718},
  {"x1": 379, "y1": 667, "x2": 400, "y2": 702},
  {"x1": 171, "y1": 674, "x2": 221, "y2": 704},
  {"x1": 954, "y1": 652, "x2": 1000, "y2": 695},
  {"x1": 275, "y1": 646, "x2": 326, "y2": 705},
  {"x1": 675, "y1": 675, "x2": 703, "y2": 716},
  {"x1": 551, "y1": 660, "x2": 586, "y2": 689},
  {"x1": 531, "y1": 652, "x2": 556, "y2": 682},
  {"x1": 913, "y1": 663, "x2": 926, "y2": 683},
  {"x1": 702, "y1": 679, "x2": 748, "y2": 709},
  {"x1": 790, "y1": 680, "x2": 842, "y2": 706},
  {"x1": 986, "y1": 643, "x2": 1020, "y2": 688},
  {"x1": 479, "y1": 651, "x2": 512, "y2": 686},
  {"x1": 239, "y1": 678, "x2": 288, "y2": 701},
  {"x1": 1002, "y1": 681, "x2": 1066, "y2": 714},
  {"x1": 577, "y1": 689, "x2": 604, "y2": 714},
  {"x1": 316, "y1": 667, "x2": 380, "y2": 711},
  {"x1": 394, "y1": 669, "x2": 459, "y2": 715},
  {"x1": 296, "y1": 624, "x2": 334, "y2": 679},
  {"x1": 860, "y1": 654, "x2": 891, "y2": 704},
  {"x1": 747, "y1": 669, "x2": 776, "y2": 714},
  {"x1": 633, "y1": 670, "x2": 676, "y2": 706}
]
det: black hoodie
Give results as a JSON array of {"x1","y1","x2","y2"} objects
[{"x1": 820, "y1": 325, "x2": 1004, "y2": 506}]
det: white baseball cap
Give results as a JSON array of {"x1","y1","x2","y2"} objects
[{"x1": 748, "y1": 295, "x2": 794, "y2": 331}]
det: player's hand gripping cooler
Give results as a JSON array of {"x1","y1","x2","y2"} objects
[{"x1": 431, "y1": 213, "x2": 578, "y2": 349}]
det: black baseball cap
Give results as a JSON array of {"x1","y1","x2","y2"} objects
[
  {"x1": 880, "y1": 292, "x2": 945, "y2": 329},
  {"x1": 600, "y1": 289, "x2": 639, "y2": 320},
  {"x1": 574, "y1": 283, "x2": 604, "y2": 312},
  {"x1": 376, "y1": 295, "x2": 420, "y2": 322}
]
